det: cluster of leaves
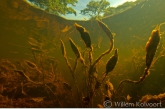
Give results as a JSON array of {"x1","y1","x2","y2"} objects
[
  {"x1": 80, "y1": 0, "x2": 110, "y2": 19},
  {"x1": 81, "y1": 0, "x2": 147, "y2": 19},
  {"x1": 27, "y1": 0, "x2": 77, "y2": 16},
  {"x1": 103, "y1": 0, "x2": 145, "y2": 17},
  {"x1": 26, "y1": 0, "x2": 146, "y2": 20}
]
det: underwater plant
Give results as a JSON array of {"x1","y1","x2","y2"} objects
[
  {"x1": 60, "y1": 19, "x2": 118, "y2": 107},
  {"x1": 0, "y1": 33, "x2": 73, "y2": 107},
  {"x1": 60, "y1": 20, "x2": 165, "y2": 107},
  {"x1": 0, "y1": 21, "x2": 164, "y2": 108}
]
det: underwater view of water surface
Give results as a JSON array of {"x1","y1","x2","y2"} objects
[{"x1": 0, "y1": 0, "x2": 165, "y2": 108}]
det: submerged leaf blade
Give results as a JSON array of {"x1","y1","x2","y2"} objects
[
  {"x1": 68, "y1": 37, "x2": 81, "y2": 58},
  {"x1": 105, "y1": 49, "x2": 118, "y2": 74},
  {"x1": 74, "y1": 23, "x2": 92, "y2": 51},
  {"x1": 60, "y1": 39, "x2": 67, "y2": 56},
  {"x1": 145, "y1": 28, "x2": 160, "y2": 69},
  {"x1": 96, "y1": 19, "x2": 114, "y2": 41}
]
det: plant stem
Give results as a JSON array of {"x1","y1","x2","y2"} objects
[{"x1": 114, "y1": 67, "x2": 150, "y2": 95}]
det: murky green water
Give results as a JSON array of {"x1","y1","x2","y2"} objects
[{"x1": 0, "y1": 0, "x2": 165, "y2": 108}]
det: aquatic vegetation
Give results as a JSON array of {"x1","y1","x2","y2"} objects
[
  {"x1": 1, "y1": 0, "x2": 165, "y2": 107},
  {"x1": 74, "y1": 23, "x2": 93, "y2": 51},
  {"x1": 0, "y1": 33, "x2": 70, "y2": 107},
  {"x1": 105, "y1": 49, "x2": 118, "y2": 76},
  {"x1": 60, "y1": 40, "x2": 66, "y2": 57},
  {"x1": 59, "y1": 20, "x2": 165, "y2": 108},
  {"x1": 140, "y1": 93, "x2": 165, "y2": 103},
  {"x1": 60, "y1": 20, "x2": 117, "y2": 107},
  {"x1": 1, "y1": 13, "x2": 165, "y2": 107},
  {"x1": 96, "y1": 19, "x2": 114, "y2": 41},
  {"x1": 105, "y1": 80, "x2": 114, "y2": 100},
  {"x1": 0, "y1": 57, "x2": 65, "y2": 107},
  {"x1": 68, "y1": 38, "x2": 82, "y2": 59},
  {"x1": 61, "y1": 25, "x2": 72, "y2": 33},
  {"x1": 146, "y1": 25, "x2": 160, "y2": 70}
]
